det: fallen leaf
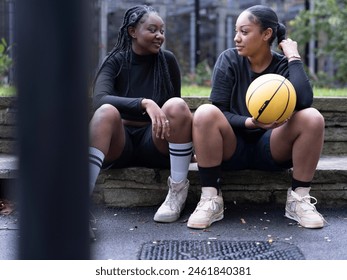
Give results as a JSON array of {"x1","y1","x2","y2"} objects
[{"x1": 0, "y1": 200, "x2": 14, "y2": 215}]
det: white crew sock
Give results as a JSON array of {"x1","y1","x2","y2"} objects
[
  {"x1": 169, "y1": 142, "x2": 193, "y2": 183},
  {"x1": 89, "y1": 147, "x2": 105, "y2": 195}
]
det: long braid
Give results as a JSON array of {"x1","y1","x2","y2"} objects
[
  {"x1": 93, "y1": 5, "x2": 174, "y2": 105},
  {"x1": 94, "y1": 6, "x2": 149, "y2": 79},
  {"x1": 154, "y1": 49, "x2": 174, "y2": 105}
]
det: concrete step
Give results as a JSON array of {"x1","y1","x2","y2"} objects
[
  {"x1": 0, "y1": 153, "x2": 17, "y2": 179},
  {"x1": 93, "y1": 155, "x2": 347, "y2": 208},
  {"x1": 1, "y1": 154, "x2": 346, "y2": 207}
]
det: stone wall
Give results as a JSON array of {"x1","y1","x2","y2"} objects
[
  {"x1": 312, "y1": 97, "x2": 347, "y2": 155},
  {"x1": 0, "y1": 97, "x2": 16, "y2": 154},
  {"x1": 1, "y1": 96, "x2": 346, "y2": 155},
  {"x1": 183, "y1": 96, "x2": 347, "y2": 156},
  {"x1": 93, "y1": 159, "x2": 347, "y2": 207}
]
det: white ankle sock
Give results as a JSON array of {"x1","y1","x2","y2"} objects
[
  {"x1": 89, "y1": 147, "x2": 105, "y2": 195},
  {"x1": 202, "y1": 187, "x2": 218, "y2": 197},
  {"x1": 169, "y1": 142, "x2": 193, "y2": 183}
]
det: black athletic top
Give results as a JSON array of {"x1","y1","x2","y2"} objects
[
  {"x1": 210, "y1": 48, "x2": 313, "y2": 139},
  {"x1": 93, "y1": 49, "x2": 181, "y2": 122}
]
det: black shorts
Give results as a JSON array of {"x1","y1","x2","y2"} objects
[
  {"x1": 103, "y1": 125, "x2": 170, "y2": 169},
  {"x1": 221, "y1": 129, "x2": 293, "y2": 171}
]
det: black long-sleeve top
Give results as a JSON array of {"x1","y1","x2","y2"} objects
[
  {"x1": 93, "y1": 50, "x2": 181, "y2": 122},
  {"x1": 210, "y1": 48, "x2": 313, "y2": 139}
]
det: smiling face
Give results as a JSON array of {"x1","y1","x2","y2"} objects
[
  {"x1": 128, "y1": 13, "x2": 165, "y2": 55},
  {"x1": 234, "y1": 11, "x2": 272, "y2": 58}
]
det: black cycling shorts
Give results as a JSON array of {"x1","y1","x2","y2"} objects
[
  {"x1": 222, "y1": 129, "x2": 293, "y2": 171},
  {"x1": 103, "y1": 124, "x2": 170, "y2": 169}
]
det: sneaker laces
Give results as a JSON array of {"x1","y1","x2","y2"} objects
[
  {"x1": 291, "y1": 191, "x2": 319, "y2": 211},
  {"x1": 164, "y1": 189, "x2": 182, "y2": 211},
  {"x1": 196, "y1": 196, "x2": 220, "y2": 212},
  {"x1": 291, "y1": 191, "x2": 328, "y2": 224}
]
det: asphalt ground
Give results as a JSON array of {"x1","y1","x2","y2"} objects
[
  {"x1": 89, "y1": 203, "x2": 347, "y2": 260},
  {"x1": 1, "y1": 202, "x2": 346, "y2": 260}
]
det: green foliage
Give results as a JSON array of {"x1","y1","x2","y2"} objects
[
  {"x1": 2, "y1": 85, "x2": 344, "y2": 98},
  {"x1": 181, "y1": 85, "x2": 211, "y2": 96},
  {"x1": 0, "y1": 85, "x2": 15, "y2": 97},
  {"x1": 0, "y1": 38, "x2": 12, "y2": 84},
  {"x1": 313, "y1": 86, "x2": 347, "y2": 97},
  {"x1": 289, "y1": 0, "x2": 347, "y2": 87},
  {"x1": 182, "y1": 59, "x2": 212, "y2": 87},
  {"x1": 181, "y1": 85, "x2": 347, "y2": 97}
]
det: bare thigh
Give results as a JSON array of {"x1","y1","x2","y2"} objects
[
  {"x1": 193, "y1": 104, "x2": 236, "y2": 167},
  {"x1": 89, "y1": 104, "x2": 126, "y2": 162}
]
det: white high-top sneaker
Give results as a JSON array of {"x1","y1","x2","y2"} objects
[
  {"x1": 187, "y1": 187, "x2": 224, "y2": 229},
  {"x1": 285, "y1": 187, "x2": 326, "y2": 228},
  {"x1": 153, "y1": 176, "x2": 189, "y2": 223}
]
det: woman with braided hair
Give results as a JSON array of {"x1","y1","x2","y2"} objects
[{"x1": 89, "y1": 5, "x2": 192, "y2": 223}]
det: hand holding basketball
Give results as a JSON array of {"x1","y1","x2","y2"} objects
[{"x1": 246, "y1": 74, "x2": 297, "y2": 124}]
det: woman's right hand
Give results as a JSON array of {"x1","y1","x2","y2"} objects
[{"x1": 141, "y1": 98, "x2": 170, "y2": 139}]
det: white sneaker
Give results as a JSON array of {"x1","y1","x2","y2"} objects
[
  {"x1": 285, "y1": 187, "x2": 326, "y2": 228},
  {"x1": 187, "y1": 187, "x2": 224, "y2": 229},
  {"x1": 153, "y1": 176, "x2": 189, "y2": 223}
]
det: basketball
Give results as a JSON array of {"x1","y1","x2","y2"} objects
[{"x1": 245, "y1": 74, "x2": 297, "y2": 124}]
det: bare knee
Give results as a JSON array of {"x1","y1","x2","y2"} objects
[
  {"x1": 161, "y1": 98, "x2": 192, "y2": 143},
  {"x1": 91, "y1": 104, "x2": 121, "y2": 125},
  {"x1": 295, "y1": 108, "x2": 325, "y2": 131},
  {"x1": 193, "y1": 104, "x2": 221, "y2": 129},
  {"x1": 163, "y1": 97, "x2": 192, "y2": 121},
  {"x1": 90, "y1": 104, "x2": 123, "y2": 136}
]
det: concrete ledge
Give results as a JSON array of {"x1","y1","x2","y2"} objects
[
  {"x1": 93, "y1": 156, "x2": 347, "y2": 208},
  {"x1": 0, "y1": 153, "x2": 18, "y2": 179},
  {"x1": 1, "y1": 153, "x2": 346, "y2": 207}
]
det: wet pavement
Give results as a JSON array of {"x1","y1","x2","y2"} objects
[
  {"x1": 5, "y1": 203, "x2": 345, "y2": 260},
  {"x1": 1, "y1": 196, "x2": 347, "y2": 261},
  {"x1": 88, "y1": 204, "x2": 347, "y2": 260}
]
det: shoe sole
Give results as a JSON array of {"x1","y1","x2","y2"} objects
[
  {"x1": 285, "y1": 210, "x2": 324, "y2": 229},
  {"x1": 153, "y1": 202, "x2": 186, "y2": 223},
  {"x1": 187, "y1": 212, "x2": 224, "y2": 229},
  {"x1": 153, "y1": 214, "x2": 180, "y2": 223}
]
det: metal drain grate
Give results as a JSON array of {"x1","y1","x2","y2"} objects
[{"x1": 138, "y1": 240, "x2": 305, "y2": 260}]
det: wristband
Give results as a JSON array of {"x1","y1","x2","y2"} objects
[{"x1": 288, "y1": 54, "x2": 301, "y2": 60}]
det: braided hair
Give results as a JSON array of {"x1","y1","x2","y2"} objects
[{"x1": 94, "y1": 5, "x2": 174, "y2": 106}]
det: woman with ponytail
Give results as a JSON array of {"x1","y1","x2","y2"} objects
[
  {"x1": 89, "y1": 5, "x2": 192, "y2": 225},
  {"x1": 188, "y1": 5, "x2": 326, "y2": 230}
]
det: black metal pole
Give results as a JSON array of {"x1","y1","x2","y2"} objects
[
  {"x1": 304, "y1": 0, "x2": 309, "y2": 66},
  {"x1": 15, "y1": 0, "x2": 91, "y2": 259},
  {"x1": 195, "y1": 0, "x2": 200, "y2": 66}
]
